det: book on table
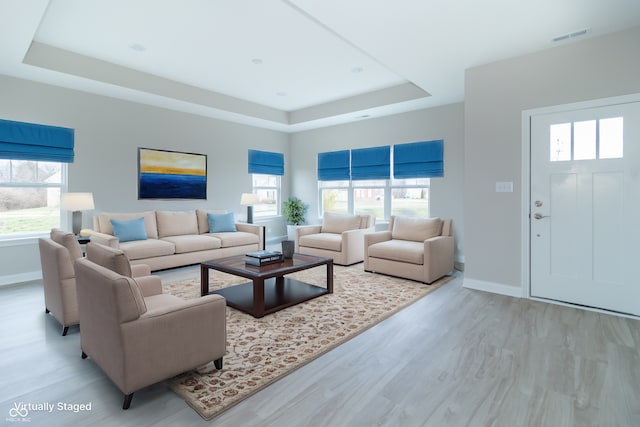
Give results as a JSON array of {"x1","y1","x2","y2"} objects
[{"x1": 245, "y1": 250, "x2": 283, "y2": 266}]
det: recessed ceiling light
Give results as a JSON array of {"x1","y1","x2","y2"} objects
[
  {"x1": 129, "y1": 43, "x2": 146, "y2": 52},
  {"x1": 251, "y1": 58, "x2": 263, "y2": 65},
  {"x1": 351, "y1": 66, "x2": 364, "y2": 74}
]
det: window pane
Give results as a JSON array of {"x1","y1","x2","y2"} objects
[
  {"x1": 319, "y1": 180, "x2": 349, "y2": 188},
  {"x1": 11, "y1": 160, "x2": 37, "y2": 182},
  {"x1": 253, "y1": 174, "x2": 278, "y2": 187},
  {"x1": 353, "y1": 188, "x2": 384, "y2": 219},
  {"x1": 37, "y1": 162, "x2": 62, "y2": 183},
  {"x1": 550, "y1": 123, "x2": 571, "y2": 161},
  {"x1": 0, "y1": 187, "x2": 61, "y2": 235},
  {"x1": 0, "y1": 160, "x2": 9, "y2": 183},
  {"x1": 254, "y1": 189, "x2": 277, "y2": 217},
  {"x1": 353, "y1": 179, "x2": 386, "y2": 187},
  {"x1": 573, "y1": 120, "x2": 596, "y2": 160},
  {"x1": 391, "y1": 177, "x2": 430, "y2": 186},
  {"x1": 391, "y1": 188, "x2": 429, "y2": 217},
  {"x1": 321, "y1": 189, "x2": 348, "y2": 214},
  {"x1": 599, "y1": 117, "x2": 623, "y2": 159}
]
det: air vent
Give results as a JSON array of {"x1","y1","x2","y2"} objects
[{"x1": 552, "y1": 28, "x2": 590, "y2": 43}]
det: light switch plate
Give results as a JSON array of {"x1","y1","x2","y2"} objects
[{"x1": 496, "y1": 181, "x2": 514, "y2": 192}]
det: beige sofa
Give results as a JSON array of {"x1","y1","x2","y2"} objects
[
  {"x1": 75, "y1": 256, "x2": 226, "y2": 409},
  {"x1": 295, "y1": 213, "x2": 375, "y2": 265},
  {"x1": 364, "y1": 216, "x2": 454, "y2": 283},
  {"x1": 89, "y1": 210, "x2": 264, "y2": 271}
]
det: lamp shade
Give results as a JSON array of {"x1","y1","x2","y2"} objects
[
  {"x1": 61, "y1": 192, "x2": 95, "y2": 211},
  {"x1": 240, "y1": 193, "x2": 259, "y2": 206}
]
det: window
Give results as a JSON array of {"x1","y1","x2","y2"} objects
[
  {"x1": 252, "y1": 174, "x2": 280, "y2": 218},
  {"x1": 0, "y1": 160, "x2": 65, "y2": 237},
  {"x1": 550, "y1": 117, "x2": 623, "y2": 161},
  {"x1": 317, "y1": 141, "x2": 440, "y2": 220}
]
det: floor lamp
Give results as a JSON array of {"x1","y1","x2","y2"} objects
[{"x1": 61, "y1": 192, "x2": 95, "y2": 235}]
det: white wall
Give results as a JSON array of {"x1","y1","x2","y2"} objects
[
  {"x1": 289, "y1": 103, "x2": 465, "y2": 263},
  {"x1": 464, "y1": 26, "x2": 640, "y2": 293},
  {"x1": 0, "y1": 75, "x2": 289, "y2": 283}
]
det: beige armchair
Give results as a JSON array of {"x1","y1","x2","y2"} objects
[
  {"x1": 296, "y1": 213, "x2": 375, "y2": 265},
  {"x1": 75, "y1": 257, "x2": 227, "y2": 409},
  {"x1": 38, "y1": 228, "x2": 83, "y2": 335},
  {"x1": 364, "y1": 216, "x2": 454, "y2": 284}
]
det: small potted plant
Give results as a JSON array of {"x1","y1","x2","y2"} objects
[{"x1": 282, "y1": 196, "x2": 307, "y2": 241}]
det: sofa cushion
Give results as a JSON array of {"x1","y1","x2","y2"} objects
[
  {"x1": 391, "y1": 217, "x2": 442, "y2": 242},
  {"x1": 119, "y1": 239, "x2": 175, "y2": 261},
  {"x1": 321, "y1": 213, "x2": 362, "y2": 234},
  {"x1": 50, "y1": 228, "x2": 82, "y2": 261},
  {"x1": 299, "y1": 233, "x2": 342, "y2": 252},
  {"x1": 368, "y1": 240, "x2": 424, "y2": 265},
  {"x1": 110, "y1": 218, "x2": 148, "y2": 243},
  {"x1": 156, "y1": 211, "x2": 198, "y2": 238},
  {"x1": 98, "y1": 211, "x2": 159, "y2": 239},
  {"x1": 196, "y1": 209, "x2": 227, "y2": 234},
  {"x1": 207, "y1": 212, "x2": 237, "y2": 232},
  {"x1": 207, "y1": 231, "x2": 259, "y2": 248},
  {"x1": 160, "y1": 235, "x2": 222, "y2": 254}
]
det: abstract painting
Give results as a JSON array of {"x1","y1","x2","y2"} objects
[{"x1": 138, "y1": 148, "x2": 207, "y2": 199}]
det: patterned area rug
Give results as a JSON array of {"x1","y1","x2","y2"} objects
[{"x1": 164, "y1": 264, "x2": 451, "y2": 421}]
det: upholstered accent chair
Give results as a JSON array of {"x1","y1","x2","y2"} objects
[
  {"x1": 74, "y1": 257, "x2": 227, "y2": 410},
  {"x1": 38, "y1": 228, "x2": 83, "y2": 335},
  {"x1": 364, "y1": 216, "x2": 454, "y2": 284},
  {"x1": 296, "y1": 213, "x2": 375, "y2": 265}
]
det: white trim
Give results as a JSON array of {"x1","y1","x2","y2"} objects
[
  {"x1": 463, "y1": 278, "x2": 523, "y2": 298},
  {"x1": 521, "y1": 92, "x2": 640, "y2": 300},
  {"x1": 0, "y1": 235, "x2": 43, "y2": 247},
  {"x1": 530, "y1": 296, "x2": 639, "y2": 320},
  {"x1": 0, "y1": 271, "x2": 41, "y2": 287}
]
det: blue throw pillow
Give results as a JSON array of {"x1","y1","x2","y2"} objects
[
  {"x1": 110, "y1": 217, "x2": 147, "y2": 242},
  {"x1": 207, "y1": 212, "x2": 237, "y2": 233}
]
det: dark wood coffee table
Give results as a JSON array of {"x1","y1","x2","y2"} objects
[{"x1": 200, "y1": 253, "x2": 333, "y2": 318}]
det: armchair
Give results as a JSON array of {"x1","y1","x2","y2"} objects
[
  {"x1": 364, "y1": 216, "x2": 454, "y2": 284},
  {"x1": 38, "y1": 228, "x2": 83, "y2": 336},
  {"x1": 74, "y1": 257, "x2": 227, "y2": 409},
  {"x1": 296, "y1": 213, "x2": 375, "y2": 265}
]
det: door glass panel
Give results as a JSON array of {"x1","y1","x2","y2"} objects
[
  {"x1": 599, "y1": 117, "x2": 624, "y2": 159},
  {"x1": 550, "y1": 123, "x2": 571, "y2": 161},
  {"x1": 573, "y1": 120, "x2": 596, "y2": 160}
]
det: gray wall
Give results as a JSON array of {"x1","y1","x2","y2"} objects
[
  {"x1": 464, "y1": 26, "x2": 640, "y2": 290},
  {"x1": 0, "y1": 75, "x2": 289, "y2": 283},
  {"x1": 289, "y1": 103, "x2": 465, "y2": 263}
]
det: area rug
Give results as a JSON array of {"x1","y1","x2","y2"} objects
[{"x1": 164, "y1": 265, "x2": 452, "y2": 421}]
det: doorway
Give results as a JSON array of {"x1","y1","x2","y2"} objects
[{"x1": 526, "y1": 97, "x2": 640, "y2": 316}]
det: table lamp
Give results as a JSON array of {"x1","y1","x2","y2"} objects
[
  {"x1": 61, "y1": 192, "x2": 95, "y2": 235},
  {"x1": 240, "y1": 193, "x2": 259, "y2": 224}
]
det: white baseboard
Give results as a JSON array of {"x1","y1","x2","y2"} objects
[
  {"x1": 463, "y1": 278, "x2": 524, "y2": 298},
  {"x1": 0, "y1": 271, "x2": 41, "y2": 287}
]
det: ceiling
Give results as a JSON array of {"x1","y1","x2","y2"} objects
[{"x1": 1, "y1": 0, "x2": 639, "y2": 132}]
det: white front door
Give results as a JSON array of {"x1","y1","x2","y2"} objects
[{"x1": 530, "y1": 101, "x2": 640, "y2": 316}]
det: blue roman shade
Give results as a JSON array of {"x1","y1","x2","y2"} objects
[
  {"x1": 393, "y1": 140, "x2": 444, "y2": 178},
  {"x1": 0, "y1": 118, "x2": 74, "y2": 163},
  {"x1": 248, "y1": 149, "x2": 284, "y2": 176},
  {"x1": 351, "y1": 146, "x2": 390, "y2": 180},
  {"x1": 317, "y1": 150, "x2": 350, "y2": 181}
]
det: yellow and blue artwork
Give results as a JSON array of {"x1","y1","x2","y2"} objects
[{"x1": 138, "y1": 148, "x2": 207, "y2": 199}]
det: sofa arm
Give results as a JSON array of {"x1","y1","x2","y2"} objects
[
  {"x1": 341, "y1": 227, "x2": 374, "y2": 264},
  {"x1": 131, "y1": 264, "x2": 151, "y2": 277},
  {"x1": 133, "y1": 275, "x2": 163, "y2": 297},
  {"x1": 236, "y1": 223, "x2": 265, "y2": 249},
  {"x1": 363, "y1": 230, "x2": 392, "y2": 247},
  {"x1": 423, "y1": 236, "x2": 455, "y2": 283},
  {"x1": 88, "y1": 231, "x2": 119, "y2": 248}
]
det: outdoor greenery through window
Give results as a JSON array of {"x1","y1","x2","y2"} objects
[
  {"x1": 0, "y1": 160, "x2": 64, "y2": 237},
  {"x1": 252, "y1": 174, "x2": 280, "y2": 218}
]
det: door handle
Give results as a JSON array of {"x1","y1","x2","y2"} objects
[{"x1": 534, "y1": 213, "x2": 550, "y2": 220}]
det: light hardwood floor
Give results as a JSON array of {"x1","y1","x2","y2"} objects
[{"x1": 1, "y1": 266, "x2": 639, "y2": 426}]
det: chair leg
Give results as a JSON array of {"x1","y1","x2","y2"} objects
[
  {"x1": 123, "y1": 393, "x2": 134, "y2": 410},
  {"x1": 214, "y1": 357, "x2": 223, "y2": 370},
  {"x1": 81, "y1": 351, "x2": 87, "y2": 359},
  {"x1": 61, "y1": 326, "x2": 69, "y2": 336},
  {"x1": 45, "y1": 308, "x2": 50, "y2": 314}
]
